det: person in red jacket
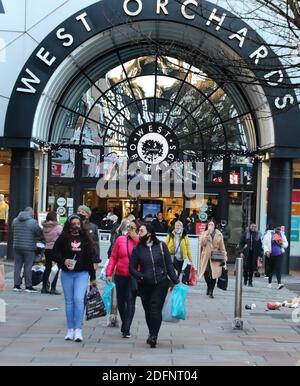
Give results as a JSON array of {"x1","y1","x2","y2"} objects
[{"x1": 106, "y1": 220, "x2": 139, "y2": 338}]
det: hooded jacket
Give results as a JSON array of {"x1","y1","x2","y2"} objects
[
  {"x1": 12, "y1": 211, "x2": 43, "y2": 251},
  {"x1": 42, "y1": 221, "x2": 63, "y2": 250}
]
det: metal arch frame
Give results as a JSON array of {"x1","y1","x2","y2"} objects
[
  {"x1": 50, "y1": 45, "x2": 253, "y2": 151},
  {"x1": 102, "y1": 96, "x2": 206, "y2": 151}
]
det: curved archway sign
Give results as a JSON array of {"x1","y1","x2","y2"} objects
[{"x1": 4, "y1": 0, "x2": 300, "y2": 156}]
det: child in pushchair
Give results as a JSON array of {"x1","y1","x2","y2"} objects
[{"x1": 31, "y1": 242, "x2": 46, "y2": 287}]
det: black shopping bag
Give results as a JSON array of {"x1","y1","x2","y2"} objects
[
  {"x1": 182, "y1": 264, "x2": 191, "y2": 285},
  {"x1": 217, "y1": 267, "x2": 228, "y2": 291},
  {"x1": 86, "y1": 286, "x2": 107, "y2": 320}
]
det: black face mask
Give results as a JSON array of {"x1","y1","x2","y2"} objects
[
  {"x1": 70, "y1": 226, "x2": 80, "y2": 233},
  {"x1": 140, "y1": 234, "x2": 150, "y2": 245},
  {"x1": 77, "y1": 214, "x2": 86, "y2": 222}
]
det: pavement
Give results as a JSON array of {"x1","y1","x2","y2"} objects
[{"x1": 0, "y1": 262, "x2": 300, "y2": 366}]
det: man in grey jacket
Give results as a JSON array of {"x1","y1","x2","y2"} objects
[{"x1": 12, "y1": 207, "x2": 42, "y2": 292}]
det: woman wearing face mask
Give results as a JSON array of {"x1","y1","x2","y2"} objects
[
  {"x1": 53, "y1": 215, "x2": 96, "y2": 342},
  {"x1": 106, "y1": 220, "x2": 140, "y2": 338},
  {"x1": 107, "y1": 218, "x2": 130, "y2": 259},
  {"x1": 199, "y1": 220, "x2": 227, "y2": 298},
  {"x1": 129, "y1": 224, "x2": 179, "y2": 348},
  {"x1": 165, "y1": 221, "x2": 193, "y2": 281}
]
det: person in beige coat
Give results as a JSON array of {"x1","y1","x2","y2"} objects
[{"x1": 199, "y1": 221, "x2": 227, "y2": 298}]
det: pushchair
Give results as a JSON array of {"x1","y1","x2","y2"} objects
[{"x1": 32, "y1": 242, "x2": 46, "y2": 286}]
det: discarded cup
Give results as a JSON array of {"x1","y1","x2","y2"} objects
[{"x1": 245, "y1": 304, "x2": 256, "y2": 310}]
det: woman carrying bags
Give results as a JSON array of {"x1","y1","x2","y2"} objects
[
  {"x1": 199, "y1": 220, "x2": 227, "y2": 299},
  {"x1": 130, "y1": 224, "x2": 179, "y2": 348},
  {"x1": 53, "y1": 215, "x2": 96, "y2": 342},
  {"x1": 165, "y1": 221, "x2": 193, "y2": 281},
  {"x1": 106, "y1": 220, "x2": 140, "y2": 339}
]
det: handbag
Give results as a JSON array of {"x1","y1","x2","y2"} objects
[
  {"x1": 211, "y1": 251, "x2": 225, "y2": 262},
  {"x1": 86, "y1": 286, "x2": 107, "y2": 320},
  {"x1": 217, "y1": 266, "x2": 228, "y2": 291}
]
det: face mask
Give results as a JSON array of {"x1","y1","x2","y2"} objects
[
  {"x1": 140, "y1": 234, "x2": 149, "y2": 244},
  {"x1": 78, "y1": 214, "x2": 86, "y2": 222},
  {"x1": 176, "y1": 229, "x2": 182, "y2": 234},
  {"x1": 70, "y1": 226, "x2": 80, "y2": 233}
]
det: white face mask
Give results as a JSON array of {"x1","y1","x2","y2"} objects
[{"x1": 175, "y1": 229, "x2": 182, "y2": 234}]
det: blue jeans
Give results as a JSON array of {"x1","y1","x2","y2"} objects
[{"x1": 61, "y1": 271, "x2": 89, "y2": 330}]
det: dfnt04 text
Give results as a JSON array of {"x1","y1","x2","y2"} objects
[{"x1": 145, "y1": 371, "x2": 199, "y2": 381}]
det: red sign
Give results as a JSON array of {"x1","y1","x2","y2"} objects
[
  {"x1": 51, "y1": 163, "x2": 62, "y2": 177},
  {"x1": 196, "y1": 222, "x2": 207, "y2": 236}
]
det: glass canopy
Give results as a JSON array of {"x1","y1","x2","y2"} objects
[{"x1": 51, "y1": 51, "x2": 256, "y2": 162}]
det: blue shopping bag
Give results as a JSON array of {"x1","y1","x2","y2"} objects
[
  {"x1": 171, "y1": 284, "x2": 189, "y2": 320},
  {"x1": 102, "y1": 282, "x2": 116, "y2": 314}
]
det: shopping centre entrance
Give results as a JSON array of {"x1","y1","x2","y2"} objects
[{"x1": 3, "y1": 0, "x2": 299, "y2": 268}]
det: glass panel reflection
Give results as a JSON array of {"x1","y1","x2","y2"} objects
[{"x1": 51, "y1": 149, "x2": 76, "y2": 178}]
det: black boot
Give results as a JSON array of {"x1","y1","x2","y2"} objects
[
  {"x1": 209, "y1": 279, "x2": 216, "y2": 298},
  {"x1": 149, "y1": 335, "x2": 157, "y2": 348},
  {"x1": 206, "y1": 286, "x2": 209, "y2": 296}
]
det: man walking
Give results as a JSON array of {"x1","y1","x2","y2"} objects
[
  {"x1": 239, "y1": 223, "x2": 263, "y2": 287},
  {"x1": 12, "y1": 207, "x2": 42, "y2": 292}
]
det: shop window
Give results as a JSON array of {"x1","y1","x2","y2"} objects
[
  {"x1": 206, "y1": 158, "x2": 223, "y2": 183},
  {"x1": 0, "y1": 149, "x2": 11, "y2": 243},
  {"x1": 51, "y1": 148, "x2": 76, "y2": 178},
  {"x1": 228, "y1": 192, "x2": 253, "y2": 245},
  {"x1": 230, "y1": 156, "x2": 253, "y2": 185},
  {"x1": 47, "y1": 185, "x2": 74, "y2": 221},
  {"x1": 82, "y1": 149, "x2": 101, "y2": 178}
]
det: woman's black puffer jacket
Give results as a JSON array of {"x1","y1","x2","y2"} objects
[{"x1": 129, "y1": 241, "x2": 179, "y2": 285}]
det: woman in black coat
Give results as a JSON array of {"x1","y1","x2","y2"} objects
[
  {"x1": 129, "y1": 223, "x2": 179, "y2": 348},
  {"x1": 239, "y1": 223, "x2": 263, "y2": 287}
]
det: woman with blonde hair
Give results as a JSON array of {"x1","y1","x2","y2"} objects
[{"x1": 199, "y1": 220, "x2": 227, "y2": 298}]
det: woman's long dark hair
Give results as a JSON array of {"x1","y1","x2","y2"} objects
[
  {"x1": 139, "y1": 223, "x2": 159, "y2": 245},
  {"x1": 61, "y1": 215, "x2": 95, "y2": 254},
  {"x1": 205, "y1": 220, "x2": 216, "y2": 231}
]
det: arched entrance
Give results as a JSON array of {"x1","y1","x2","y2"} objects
[{"x1": 4, "y1": 0, "x2": 299, "y2": 268}]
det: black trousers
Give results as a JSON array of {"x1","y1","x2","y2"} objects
[
  {"x1": 243, "y1": 251, "x2": 256, "y2": 283},
  {"x1": 42, "y1": 250, "x2": 59, "y2": 290},
  {"x1": 173, "y1": 259, "x2": 184, "y2": 279},
  {"x1": 114, "y1": 275, "x2": 137, "y2": 335},
  {"x1": 139, "y1": 278, "x2": 169, "y2": 338},
  {"x1": 204, "y1": 264, "x2": 216, "y2": 294},
  {"x1": 268, "y1": 255, "x2": 283, "y2": 284}
]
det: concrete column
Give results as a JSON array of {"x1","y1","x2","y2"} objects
[
  {"x1": 267, "y1": 158, "x2": 292, "y2": 274},
  {"x1": 7, "y1": 149, "x2": 35, "y2": 260}
]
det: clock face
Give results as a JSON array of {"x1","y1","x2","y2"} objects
[{"x1": 127, "y1": 123, "x2": 179, "y2": 165}]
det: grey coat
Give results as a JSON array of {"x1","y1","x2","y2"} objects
[{"x1": 12, "y1": 211, "x2": 43, "y2": 251}]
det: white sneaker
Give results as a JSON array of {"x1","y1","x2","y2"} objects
[
  {"x1": 64, "y1": 329, "x2": 74, "y2": 341},
  {"x1": 277, "y1": 284, "x2": 284, "y2": 290},
  {"x1": 267, "y1": 283, "x2": 272, "y2": 289},
  {"x1": 74, "y1": 329, "x2": 83, "y2": 342}
]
